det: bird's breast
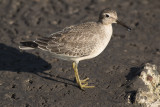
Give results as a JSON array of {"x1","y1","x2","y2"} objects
[
  {"x1": 91, "y1": 24, "x2": 113, "y2": 57},
  {"x1": 100, "y1": 24, "x2": 113, "y2": 45}
]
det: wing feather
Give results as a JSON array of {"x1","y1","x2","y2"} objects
[{"x1": 35, "y1": 22, "x2": 98, "y2": 57}]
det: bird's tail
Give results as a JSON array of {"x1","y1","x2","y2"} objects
[{"x1": 19, "y1": 41, "x2": 38, "y2": 50}]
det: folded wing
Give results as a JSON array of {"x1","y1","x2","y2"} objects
[{"x1": 35, "y1": 23, "x2": 97, "y2": 57}]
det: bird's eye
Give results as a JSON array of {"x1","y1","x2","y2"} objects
[{"x1": 106, "y1": 14, "x2": 109, "y2": 18}]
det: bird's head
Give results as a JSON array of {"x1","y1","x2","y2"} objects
[{"x1": 99, "y1": 8, "x2": 131, "y2": 31}]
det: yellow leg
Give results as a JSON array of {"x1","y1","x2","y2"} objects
[{"x1": 73, "y1": 62, "x2": 95, "y2": 89}]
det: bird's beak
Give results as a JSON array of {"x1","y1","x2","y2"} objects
[{"x1": 116, "y1": 20, "x2": 131, "y2": 31}]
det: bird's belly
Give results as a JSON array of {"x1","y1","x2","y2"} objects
[{"x1": 76, "y1": 35, "x2": 112, "y2": 62}]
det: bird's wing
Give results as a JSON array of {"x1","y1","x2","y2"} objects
[{"x1": 35, "y1": 23, "x2": 97, "y2": 57}]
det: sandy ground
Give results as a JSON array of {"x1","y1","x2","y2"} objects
[{"x1": 0, "y1": 0, "x2": 159, "y2": 107}]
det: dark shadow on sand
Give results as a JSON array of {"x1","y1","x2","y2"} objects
[{"x1": 0, "y1": 43, "x2": 77, "y2": 87}]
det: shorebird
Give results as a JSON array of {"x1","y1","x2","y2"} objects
[{"x1": 19, "y1": 8, "x2": 131, "y2": 89}]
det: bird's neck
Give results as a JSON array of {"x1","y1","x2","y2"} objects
[
  {"x1": 97, "y1": 21, "x2": 112, "y2": 27},
  {"x1": 97, "y1": 19, "x2": 112, "y2": 25},
  {"x1": 101, "y1": 24, "x2": 113, "y2": 37}
]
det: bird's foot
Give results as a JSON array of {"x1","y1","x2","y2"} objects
[{"x1": 77, "y1": 78, "x2": 95, "y2": 89}]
